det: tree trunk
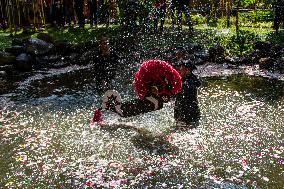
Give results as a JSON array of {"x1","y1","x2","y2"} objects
[{"x1": 236, "y1": 0, "x2": 240, "y2": 35}]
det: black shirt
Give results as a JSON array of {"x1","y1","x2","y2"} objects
[
  {"x1": 93, "y1": 50, "x2": 119, "y2": 82},
  {"x1": 174, "y1": 72, "x2": 201, "y2": 123}
]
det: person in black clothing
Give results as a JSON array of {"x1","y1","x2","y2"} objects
[
  {"x1": 153, "y1": 0, "x2": 166, "y2": 33},
  {"x1": 88, "y1": 0, "x2": 98, "y2": 27},
  {"x1": 274, "y1": 0, "x2": 284, "y2": 34},
  {"x1": 74, "y1": 0, "x2": 85, "y2": 28},
  {"x1": 173, "y1": 59, "x2": 201, "y2": 126},
  {"x1": 93, "y1": 37, "x2": 120, "y2": 92},
  {"x1": 170, "y1": 0, "x2": 193, "y2": 31},
  {"x1": 92, "y1": 59, "x2": 182, "y2": 123}
]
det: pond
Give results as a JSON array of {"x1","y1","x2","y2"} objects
[{"x1": 0, "y1": 71, "x2": 284, "y2": 188}]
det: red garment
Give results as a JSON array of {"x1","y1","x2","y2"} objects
[{"x1": 134, "y1": 59, "x2": 182, "y2": 100}]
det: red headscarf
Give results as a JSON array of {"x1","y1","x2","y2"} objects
[{"x1": 134, "y1": 59, "x2": 182, "y2": 100}]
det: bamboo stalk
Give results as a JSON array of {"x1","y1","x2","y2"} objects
[
  {"x1": 16, "y1": 0, "x2": 20, "y2": 29},
  {"x1": 40, "y1": 0, "x2": 46, "y2": 27},
  {"x1": 236, "y1": 0, "x2": 240, "y2": 35}
]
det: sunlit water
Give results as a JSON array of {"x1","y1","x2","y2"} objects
[{"x1": 1, "y1": 73, "x2": 284, "y2": 188}]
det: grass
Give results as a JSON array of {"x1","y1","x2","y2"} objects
[{"x1": 0, "y1": 14, "x2": 283, "y2": 57}]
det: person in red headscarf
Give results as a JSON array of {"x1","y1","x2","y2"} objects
[{"x1": 93, "y1": 59, "x2": 182, "y2": 122}]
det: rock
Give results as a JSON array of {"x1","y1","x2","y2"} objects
[
  {"x1": 208, "y1": 44, "x2": 225, "y2": 63},
  {"x1": 278, "y1": 60, "x2": 284, "y2": 73},
  {"x1": 194, "y1": 57, "x2": 207, "y2": 65},
  {"x1": 5, "y1": 45, "x2": 26, "y2": 56},
  {"x1": 249, "y1": 50, "x2": 262, "y2": 64},
  {"x1": 258, "y1": 57, "x2": 281, "y2": 71},
  {"x1": 236, "y1": 56, "x2": 250, "y2": 65},
  {"x1": 11, "y1": 37, "x2": 29, "y2": 46},
  {"x1": 26, "y1": 38, "x2": 54, "y2": 56},
  {"x1": 187, "y1": 43, "x2": 203, "y2": 54},
  {"x1": 37, "y1": 32, "x2": 54, "y2": 44},
  {"x1": 0, "y1": 70, "x2": 7, "y2": 78},
  {"x1": 224, "y1": 56, "x2": 235, "y2": 64},
  {"x1": 253, "y1": 41, "x2": 272, "y2": 57},
  {"x1": 270, "y1": 44, "x2": 283, "y2": 58},
  {"x1": 195, "y1": 52, "x2": 210, "y2": 63},
  {"x1": 0, "y1": 51, "x2": 16, "y2": 66},
  {"x1": 83, "y1": 40, "x2": 97, "y2": 49},
  {"x1": 70, "y1": 43, "x2": 87, "y2": 54},
  {"x1": 53, "y1": 40, "x2": 72, "y2": 55},
  {"x1": 254, "y1": 41, "x2": 272, "y2": 51},
  {"x1": 14, "y1": 53, "x2": 33, "y2": 71},
  {"x1": 0, "y1": 65, "x2": 14, "y2": 73}
]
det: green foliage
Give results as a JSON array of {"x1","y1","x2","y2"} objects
[
  {"x1": 229, "y1": 30, "x2": 261, "y2": 55},
  {"x1": 191, "y1": 13, "x2": 207, "y2": 25},
  {"x1": 0, "y1": 32, "x2": 12, "y2": 51},
  {"x1": 240, "y1": 10, "x2": 274, "y2": 22},
  {"x1": 239, "y1": 0, "x2": 255, "y2": 7}
]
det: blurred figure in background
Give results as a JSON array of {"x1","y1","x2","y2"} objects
[
  {"x1": 274, "y1": 0, "x2": 284, "y2": 34},
  {"x1": 153, "y1": 0, "x2": 166, "y2": 33},
  {"x1": 170, "y1": 0, "x2": 193, "y2": 31},
  {"x1": 63, "y1": 0, "x2": 75, "y2": 27},
  {"x1": 74, "y1": 0, "x2": 85, "y2": 28},
  {"x1": 93, "y1": 36, "x2": 120, "y2": 92},
  {"x1": 87, "y1": 0, "x2": 98, "y2": 27}
]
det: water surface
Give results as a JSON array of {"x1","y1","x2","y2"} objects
[{"x1": 0, "y1": 74, "x2": 283, "y2": 188}]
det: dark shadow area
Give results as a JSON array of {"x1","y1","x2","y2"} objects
[
  {"x1": 99, "y1": 122, "x2": 178, "y2": 155},
  {"x1": 266, "y1": 30, "x2": 284, "y2": 47},
  {"x1": 131, "y1": 128, "x2": 179, "y2": 155}
]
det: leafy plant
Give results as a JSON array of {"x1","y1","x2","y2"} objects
[{"x1": 230, "y1": 29, "x2": 261, "y2": 55}]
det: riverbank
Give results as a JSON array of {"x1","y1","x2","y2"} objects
[{"x1": 198, "y1": 63, "x2": 284, "y2": 81}]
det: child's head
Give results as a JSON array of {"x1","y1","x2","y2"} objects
[
  {"x1": 99, "y1": 36, "x2": 110, "y2": 55},
  {"x1": 174, "y1": 60, "x2": 197, "y2": 78}
]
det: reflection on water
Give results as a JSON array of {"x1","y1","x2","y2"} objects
[{"x1": 0, "y1": 75, "x2": 284, "y2": 188}]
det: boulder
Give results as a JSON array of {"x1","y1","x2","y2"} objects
[
  {"x1": 5, "y1": 45, "x2": 26, "y2": 56},
  {"x1": 194, "y1": 51, "x2": 210, "y2": 64},
  {"x1": 253, "y1": 41, "x2": 272, "y2": 51},
  {"x1": 253, "y1": 41, "x2": 272, "y2": 57},
  {"x1": 0, "y1": 51, "x2": 16, "y2": 66},
  {"x1": 53, "y1": 40, "x2": 72, "y2": 55},
  {"x1": 78, "y1": 49, "x2": 98, "y2": 65},
  {"x1": 208, "y1": 44, "x2": 225, "y2": 63},
  {"x1": 258, "y1": 56, "x2": 284, "y2": 73},
  {"x1": 0, "y1": 65, "x2": 14, "y2": 73},
  {"x1": 0, "y1": 70, "x2": 6, "y2": 78},
  {"x1": 14, "y1": 53, "x2": 33, "y2": 71},
  {"x1": 187, "y1": 43, "x2": 203, "y2": 54},
  {"x1": 51, "y1": 60, "x2": 71, "y2": 69},
  {"x1": 11, "y1": 37, "x2": 30, "y2": 46},
  {"x1": 270, "y1": 44, "x2": 283, "y2": 58},
  {"x1": 26, "y1": 38, "x2": 54, "y2": 56},
  {"x1": 37, "y1": 32, "x2": 55, "y2": 44}
]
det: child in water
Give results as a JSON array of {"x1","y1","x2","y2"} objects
[
  {"x1": 92, "y1": 59, "x2": 182, "y2": 122},
  {"x1": 173, "y1": 59, "x2": 201, "y2": 126}
]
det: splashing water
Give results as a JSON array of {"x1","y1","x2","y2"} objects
[{"x1": 0, "y1": 74, "x2": 284, "y2": 188}]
